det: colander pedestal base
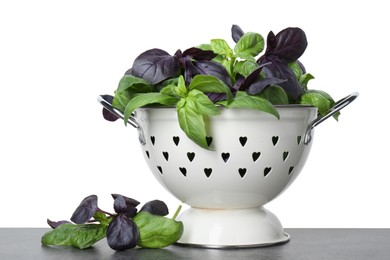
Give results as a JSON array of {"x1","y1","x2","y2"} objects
[{"x1": 176, "y1": 206, "x2": 289, "y2": 248}]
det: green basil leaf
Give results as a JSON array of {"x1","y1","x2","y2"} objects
[
  {"x1": 93, "y1": 212, "x2": 110, "y2": 226},
  {"x1": 189, "y1": 75, "x2": 233, "y2": 102},
  {"x1": 306, "y1": 89, "x2": 335, "y2": 104},
  {"x1": 133, "y1": 212, "x2": 183, "y2": 249},
  {"x1": 112, "y1": 75, "x2": 154, "y2": 111},
  {"x1": 299, "y1": 73, "x2": 315, "y2": 91},
  {"x1": 117, "y1": 75, "x2": 153, "y2": 93},
  {"x1": 235, "y1": 52, "x2": 256, "y2": 62},
  {"x1": 300, "y1": 92, "x2": 331, "y2": 116},
  {"x1": 234, "y1": 32, "x2": 264, "y2": 57},
  {"x1": 233, "y1": 60, "x2": 259, "y2": 77},
  {"x1": 218, "y1": 91, "x2": 279, "y2": 119},
  {"x1": 305, "y1": 89, "x2": 339, "y2": 120},
  {"x1": 210, "y1": 39, "x2": 233, "y2": 57},
  {"x1": 187, "y1": 89, "x2": 221, "y2": 116},
  {"x1": 174, "y1": 75, "x2": 188, "y2": 98},
  {"x1": 197, "y1": 43, "x2": 213, "y2": 51},
  {"x1": 259, "y1": 85, "x2": 289, "y2": 105},
  {"x1": 124, "y1": 93, "x2": 178, "y2": 124},
  {"x1": 288, "y1": 61, "x2": 303, "y2": 79},
  {"x1": 41, "y1": 223, "x2": 107, "y2": 249},
  {"x1": 113, "y1": 90, "x2": 132, "y2": 112},
  {"x1": 160, "y1": 84, "x2": 179, "y2": 98},
  {"x1": 157, "y1": 77, "x2": 179, "y2": 92},
  {"x1": 177, "y1": 100, "x2": 208, "y2": 148}
]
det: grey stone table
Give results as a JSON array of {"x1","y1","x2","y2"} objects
[{"x1": 1, "y1": 228, "x2": 389, "y2": 259}]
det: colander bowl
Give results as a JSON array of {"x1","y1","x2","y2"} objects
[
  {"x1": 99, "y1": 92, "x2": 358, "y2": 248},
  {"x1": 136, "y1": 106, "x2": 316, "y2": 210}
]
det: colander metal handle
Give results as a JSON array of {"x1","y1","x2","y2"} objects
[
  {"x1": 303, "y1": 92, "x2": 359, "y2": 145},
  {"x1": 98, "y1": 95, "x2": 146, "y2": 145}
]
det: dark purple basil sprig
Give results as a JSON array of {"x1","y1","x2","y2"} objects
[
  {"x1": 127, "y1": 46, "x2": 230, "y2": 88},
  {"x1": 257, "y1": 27, "x2": 308, "y2": 100},
  {"x1": 70, "y1": 195, "x2": 100, "y2": 224},
  {"x1": 42, "y1": 194, "x2": 183, "y2": 251},
  {"x1": 231, "y1": 24, "x2": 245, "y2": 43}
]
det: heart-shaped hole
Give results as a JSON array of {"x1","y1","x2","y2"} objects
[
  {"x1": 204, "y1": 168, "x2": 212, "y2": 178},
  {"x1": 157, "y1": 166, "x2": 163, "y2": 175},
  {"x1": 173, "y1": 136, "x2": 180, "y2": 146},
  {"x1": 297, "y1": 136, "x2": 302, "y2": 145},
  {"x1": 206, "y1": 136, "x2": 213, "y2": 147},
  {"x1": 283, "y1": 151, "x2": 289, "y2": 161},
  {"x1": 289, "y1": 166, "x2": 294, "y2": 175},
  {"x1": 145, "y1": 151, "x2": 150, "y2": 159},
  {"x1": 179, "y1": 167, "x2": 187, "y2": 177},
  {"x1": 221, "y1": 152, "x2": 230, "y2": 163},
  {"x1": 150, "y1": 136, "x2": 155, "y2": 145},
  {"x1": 272, "y1": 136, "x2": 279, "y2": 146},
  {"x1": 264, "y1": 167, "x2": 272, "y2": 177},
  {"x1": 187, "y1": 152, "x2": 195, "y2": 162},
  {"x1": 239, "y1": 136, "x2": 247, "y2": 147},
  {"x1": 163, "y1": 151, "x2": 169, "y2": 161},
  {"x1": 252, "y1": 152, "x2": 261, "y2": 162},
  {"x1": 238, "y1": 168, "x2": 247, "y2": 178}
]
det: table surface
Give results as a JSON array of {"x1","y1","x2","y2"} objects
[{"x1": 0, "y1": 228, "x2": 389, "y2": 260}]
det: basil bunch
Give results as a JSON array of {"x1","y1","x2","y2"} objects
[
  {"x1": 102, "y1": 25, "x2": 338, "y2": 149},
  {"x1": 41, "y1": 194, "x2": 183, "y2": 250}
]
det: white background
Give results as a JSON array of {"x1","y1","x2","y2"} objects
[{"x1": 1, "y1": 0, "x2": 388, "y2": 227}]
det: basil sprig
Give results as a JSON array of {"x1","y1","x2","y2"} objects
[
  {"x1": 102, "y1": 25, "x2": 339, "y2": 148},
  {"x1": 41, "y1": 194, "x2": 183, "y2": 251}
]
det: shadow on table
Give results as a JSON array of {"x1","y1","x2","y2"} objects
[{"x1": 41, "y1": 243, "x2": 284, "y2": 260}]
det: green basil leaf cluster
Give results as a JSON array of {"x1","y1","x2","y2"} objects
[
  {"x1": 101, "y1": 24, "x2": 341, "y2": 149},
  {"x1": 41, "y1": 194, "x2": 183, "y2": 251}
]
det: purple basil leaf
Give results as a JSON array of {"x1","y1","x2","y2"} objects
[
  {"x1": 47, "y1": 219, "x2": 71, "y2": 229},
  {"x1": 264, "y1": 31, "x2": 277, "y2": 54},
  {"x1": 207, "y1": 92, "x2": 229, "y2": 103},
  {"x1": 124, "y1": 68, "x2": 133, "y2": 75},
  {"x1": 246, "y1": 77, "x2": 287, "y2": 95},
  {"x1": 70, "y1": 195, "x2": 98, "y2": 224},
  {"x1": 101, "y1": 94, "x2": 120, "y2": 122},
  {"x1": 193, "y1": 60, "x2": 232, "y2": 87},
  {"x1": 180, "y1": 56, "x2": 199, "y2": 86},
  {"x1": 106, "y1": 214, "x2": 139, "y2": 251},
  {"x1": 239, "y1": 62, "x2": 272, "y2": 91},
  {"x1": 262, "y1": 28, "x2": 307, "y2": 63},
  {"x1": 103, "y1": 108, "x2": 119, "y2": 122},
  {"x1": 111, "y1": 194, "x2": 140, "y2": 208},
  {"x1": 207, "y1": 76, "x2": 241, "y2": 102},
  {"x1": 260, "y1": 55, "x2": 302, "y2": 99},
  {"x1": 113, "y1": 195, "x2": 127, "y2": 213},
  {"x1": 240, "y1": 66, "x2": 263, "y2": 91},
  {"x1": 233, "y1": 75, "x2": 245, "y2": 91},
  {"x1": 173, "y1": 49, "x2": 183, "y2": 59},
  {"x1": 140, "y1": 200, "x2": 169, "y2": 216},
  {"x1": 182, "y1": 47, "x2": 217, "y2": 61},
  {"x1": 113, "y1": 195, "x2": 137, "y2": 218},
  {"x1": 131, "y1": 48, "x2": 180, "y2": 85},
  {"x1": 231, "y1": 24, "x2": 245, "y2": 43}
]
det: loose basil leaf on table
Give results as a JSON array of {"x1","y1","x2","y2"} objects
[
  {"x1": 41, "y1": 223, "x2": 107, "y2": 249},
  {"x1": 140, "y1": 200, "x2": 169, "y2": 216},
  {"x1": 106, "y1": 214, "x2": 140, "y2": 250},
  {"x1": 70, "y1": 195, "x2": 98, "y2": 224},
  {"x1": 133, "y1": 212, "x2": 184, "y2": 249}
]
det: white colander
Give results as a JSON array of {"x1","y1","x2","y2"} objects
[{"x1": 99, "y1": 92, "x2": 358, "y2": 248}]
